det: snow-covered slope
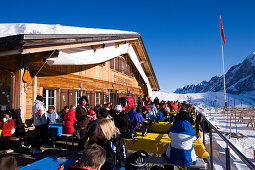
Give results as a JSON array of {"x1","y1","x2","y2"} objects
[
  {"x1": 0, "y1": 23, "x2": 138, "y2": 38},
  {"x1": 175, "y1": 52, "x2": 255, "y2": 97},
  {"x1": 152, "y1": 91, "x2": 254, "y2": 107}
]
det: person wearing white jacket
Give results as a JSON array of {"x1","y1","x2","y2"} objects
[{"x1": 31, "y1": 95, "x2": 48, "y2": 154}]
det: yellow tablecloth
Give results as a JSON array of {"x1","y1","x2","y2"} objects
[
  {"x1": 169, "y1": 112, "x2": 176, "y2": 116},
  {"x1": 150, "y1": 122, "x2": 173, "y2": 132},
  {"x1": 124, "y1": 132, "x2": 209, "y2": 158}
]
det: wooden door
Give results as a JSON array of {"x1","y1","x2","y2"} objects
[
  {"x1": 110, "y1": 93, "x2": 118, "y2": 107},
  {"x1": 86, "y1": 91, "x2": 95, "y2": 109}
]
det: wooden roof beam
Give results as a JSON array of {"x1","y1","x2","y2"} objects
[
  {"x1": 139, "y1": 60, "x2": 147, "y2": 64},
  {"x1": 91, "y1": 44, "x2": 105, "y2": 52},
  {"x1": 21, "y1": 38, "x2": 138, "y2": 54}
]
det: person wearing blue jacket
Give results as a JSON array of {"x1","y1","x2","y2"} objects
[
  {"x1": 158, "y1": 107, "x2": 171, "y2": 121},
  {"x1": 128, "y1": 107, "x2": 144, "y2": 130},
  {"x1": 163, "y1": 109, "x2": 197, "y2": 167}
]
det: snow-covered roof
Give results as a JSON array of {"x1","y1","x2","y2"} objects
[{"x1": 0, "y1": 23, "x2": 138, "y2": 38}]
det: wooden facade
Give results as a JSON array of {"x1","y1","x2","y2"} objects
[{"x1": 0, "y1": 33, "x2": 160, "y2": 122}]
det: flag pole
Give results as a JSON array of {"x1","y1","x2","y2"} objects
[
  {"x1": 220, "y1": 17, "x2": 231, "y2": 168},
  {"x1": 220, "y1": 16, "x2": 229, "y2": 139},
  {"x1": 220, "y1": 16, "x2": 227, "y2": 108}
]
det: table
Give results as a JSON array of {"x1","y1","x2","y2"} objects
[
  {"x1": 48, "y1": 124, "x2": 63, "y2": 137},
  {"x1": 124, "y1": 132, "x2": 209, "y2": 158},
  {"x1": 18, "y1": 157, "x2": 75, "y2": 170},
  {"x1": 48, "y1": 124, "x2": 63, "y2": 147},
  {"x1": 150, "y1": 122, "x2": 173, "y2": 132}
]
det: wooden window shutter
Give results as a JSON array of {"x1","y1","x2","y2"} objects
[
  {"x1": 119, "y1": 57, "x2": 122, "y2": 72},
  {"x1": 127, "y1": 64, "x2": 130, "y2": 75},
  {"x1": 68, "y1": 89, "x2": 76, "y2": 107},
  {"x1": 110, "y1": 59, "x2": 114, "y2": 69},
  {"x1": 101, "y1": 92, "x2": 104, "y2": 105},
  {"x1": 115, "y1": 57, "x2": 119, "y2": 71},
  {"x1": 91, "y1": 92, "x2": 95, "y2": 109}
]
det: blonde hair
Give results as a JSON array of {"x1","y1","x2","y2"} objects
[{"x1": 96, "y1": 119, "x2": 120, "y2": 140}]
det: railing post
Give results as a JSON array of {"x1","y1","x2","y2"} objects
[
  {"x1": 209, "y1": 126, "x2": 213, "y2": 170},
  {"x1": 225, "y1": 147, "x2": 231, "y2": 170},
  {"x1": 203, "y1": 119, "x2": 205, "y2": 145}
]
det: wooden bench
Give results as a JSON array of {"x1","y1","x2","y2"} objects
[
  {"x1": 237, "y1": 114, "x2": 255, "y2": 127},
  {"x1": 145, "y1": 156, "x2": 207, "y2": 170},
  {"x1": 0, "y1": 136, "x2": 23, "y2": 149},
  {"x1": 61, "y1": 133, "x2": 76, "y2": 150}
]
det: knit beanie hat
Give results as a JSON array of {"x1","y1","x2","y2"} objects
[{"x1": 36, "y1": 95, "x2": 44, "y2": 102}]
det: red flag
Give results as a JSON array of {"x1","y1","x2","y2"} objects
[{"x1": 220, "y1": 16, "x2": 226, "y2": 44}]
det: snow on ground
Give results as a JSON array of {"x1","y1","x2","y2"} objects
[{"x1": 152, "y1": 91, "x2": 255, "y2": 169}]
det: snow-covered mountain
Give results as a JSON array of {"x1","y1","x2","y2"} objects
[{"x1": 174, "y1": 52, "x2": 255, "y2": 98}]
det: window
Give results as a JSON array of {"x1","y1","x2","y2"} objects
[
  {"x1": 76, "y1": 91, "x2": 82, "y2": 106},
  {"x1": 43, "y1": 89, "x2": 55, "y2": 109},
  {"x1": 95, "y1": 92, "x2": 100, "y2": 106}
]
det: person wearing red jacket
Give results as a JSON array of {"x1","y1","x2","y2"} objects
[
  {"x1": 64, "y1": 106, "x2": 77, "y2": 134},
  {"x1": 125, "y1": 96, "x2": 135, "y2": 111},
  {"x1": 171, "y1": 102, "x2": 178, "y2": 111}
]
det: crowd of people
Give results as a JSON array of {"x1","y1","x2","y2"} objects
[{"x1": 0, "y1": 94, "x2": 201, "y2": 169}]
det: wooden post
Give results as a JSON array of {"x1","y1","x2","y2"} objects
[
  {"x1": 39, "y1": 87, "x2": 43, "y2": 96},
  {"x1": 32, "y1": 76, "x2": 37, "y2": 104},
  {"x1": 56, "y1": 89, "x2": 61, "y2": 112},
  {"x1": 15, "y1": 68, "x2": 26, "y2": 123},
  {"x1": 10, "y1": 72, "x2": 15, "y2": 109}
]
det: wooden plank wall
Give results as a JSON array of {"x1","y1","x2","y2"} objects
[
  {"x1": 26, "y1": 84, "x2": 33, "y2": 119},
  {"x1": 24, "y1": 57, "x2": 144, "y2": 119}
]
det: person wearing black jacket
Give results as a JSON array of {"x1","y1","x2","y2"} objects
[
  {"x1": 9, "y1": 109, "x2": 25, "y2": 137},
  {"x1": 154, "y1": 97, "x2": 160, "y2": 106},
  {"x1": 88, "y1": 119, "x2": 127, "y2": 169},
  {"x1": 76, "y1": 96, "x2": 95, "y2": 151},
  {"x1": 111, "y1": 105, "x2": 134, "y2": 138}
]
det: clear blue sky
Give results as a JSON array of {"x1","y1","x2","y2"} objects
[{"x1": 1, "y1": 0, "x2": 255, "y2": 92}]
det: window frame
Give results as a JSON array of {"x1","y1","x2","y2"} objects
[
  {"x1": 43, "y1": 89, "x2": 56, "y2": 110},
  {"x1": 95, "y1": 92, "x2": 101, "y2": 106}
]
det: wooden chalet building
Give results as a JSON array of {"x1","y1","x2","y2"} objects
[{"x1": 0, "y1": 24, "x2": 159, "y2": 122}]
